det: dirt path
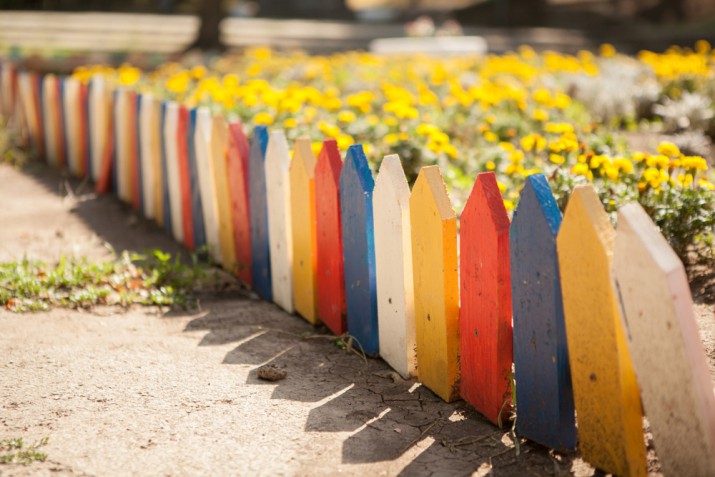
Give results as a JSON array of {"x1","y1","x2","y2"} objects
[{"x1": 0, "y1": 162, "x2": 712, "y2": 476}]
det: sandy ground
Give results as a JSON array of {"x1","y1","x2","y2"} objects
[{"x1": 0, "y1": 162, "x2": 713, "y2": 477}]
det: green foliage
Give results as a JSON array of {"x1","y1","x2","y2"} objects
[
  {"x1": 0, "y1": 249, "x2": 208, "y2": 312},
  {"x1": 0, "y1": 437, "x2": 49, "y2": 465}
]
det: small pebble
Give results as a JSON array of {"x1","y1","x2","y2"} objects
[{"x1": 256, "y1": 364, "x2": 287, "y2": 382}]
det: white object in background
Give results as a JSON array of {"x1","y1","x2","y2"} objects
[
  {"x1": 163, "y1": 101, "x2": 183, "y2": 243},
  {"x1": 370, "y1": 36, "x2": 487, "y2": 56},
  {"x1": 265, "y1": 129, "x2": 294, "y2": 313},
  {"x1": 373, "y1": 154, "x2": 416, "y2": 378}
]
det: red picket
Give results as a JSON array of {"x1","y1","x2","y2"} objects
[
  {"x1": 315, "y1": 139, "x2": 347, "y2": 335},
  {"x1": 460, "y1": 171, "x2": 513, "y2": 426},
  {"x1": 226, "y1": 121, "x2": 252, "y2": 285}
]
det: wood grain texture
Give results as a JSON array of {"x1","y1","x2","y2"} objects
[
  {"x1": 265, "y1": 129, "x2": 294, "y2": 313},
  {"x1": 210, "y1": 114, "x2": 235, "y2": 271},
  {"x1": 556, "y1": 184, "x2": 646, "y2": 477},
  {"x1": 163, "y1": 102, "x2": 183, "y2": 243},
  {"x1": 249, "y1": 125, "x2": 272, "y2": 300},
  {"x1": 510, "y1": 174, "x2": 576, "y2": 450},
  {"x1": 88, "y1": 74, "x2": 108, "y2": 182},
  {"x1": 373, "y1": 154, "x2": 416, "y2": 379},
  {"x1": 186, "y1": 108, "x2": 206, "y2": 253},
  {"x1": 614, "y1": 203, "x2": 715, "y2": 477},
  {"x1": 176, "y1": 106, "x2": 194, "y2": 250},
  {"x1": 339, "y1": 144, "x2": 379, "y2": 356},
  {"x1": 289, "y1": 136, "x2": 319, "y2": 324},
  {"x1": 460, "y1": 172, "x2": 513, "y2": 423},
  {"x1": 226, "y1": 121, "x2": 252, "y2": 285},
  {"x1": 194, "y1": 107, "x2": 220, "y2": 262},
  {"x1": 315, "y1": 139, "x2": 346, "y2": 335},
  {"x1": 409, "y1": 165, "x2": 459, "y2": 402}
]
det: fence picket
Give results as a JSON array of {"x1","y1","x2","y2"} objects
[
  {"x1": 339, "y1": 144, "x2": 379, "y2": 355},
  {"x1": 614, "y1": 203, "x2": 715, "y2": 477},
  {"x1": 139, "y1": 94, "x2": 156, "y2": 219},
  {"x1": 249, "y1": 125, "x2": 272, "y2": 300},
  {"x1": 88, "y1": 74, "x2": 108, "y2": 182},
  {"x1": 227, "y1": 121, "x2": 252, "y2": 285},
  {"x1": 42, "y1": 74, "x2": 59, "y2": 168},
  {"x1": 373, "y1": 154, "x2": 416, "y2": 379},
  {"x1": 315, "y1": 139, "x2": 346, "y2": 335},
  {"x1": 556, "y1": 184, "x2": 646, "y2": 477},
  {"x1": 176, "y1": 106, "x2": 194, "y2": 249},
  {"x1": 460, "y1": 172, "x2": 513, "y2": 422},
  {"x1": 163, "y1": 102, "x2": 183, "y2": 242},
  {"x1": 210, "y1": 114, "x2": 235, "y2": 271},
  {"x1": 410, "y1": 165, "x2": 459, "y2": 402},
  {"x1": 63, "y1": 77, "x2": 81, "y2": 177},
  {"x1": 510, "y1": 174, "x2": 576, "y2": 450},
  {"x1": 289, "y1": 137, "x2": 319, "y2": 324},
  {"x1": 194, "y1": 107, "x2": 220, "y2": 262}
]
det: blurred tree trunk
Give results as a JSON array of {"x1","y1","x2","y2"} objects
[{"x1": 185, "y1": 0, "x2": 226, "y2": 52}]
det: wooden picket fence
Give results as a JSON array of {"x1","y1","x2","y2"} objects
[{"x1": 2, "y1": 61, "x2": 715, "y2": 477}]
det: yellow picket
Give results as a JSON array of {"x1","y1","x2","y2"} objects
[
  {"x1": 556, "y1": 184, "x2": 646, "y2": 477},
  {"x1": 290, "y1": 137, "x2": 319, "y2": 324},
  {"x1": 210, "y1": 114, "x2": 235, "y2": 270},
  {"x1": 409, "y1": 166, "x2": 460, "y2": 402}
]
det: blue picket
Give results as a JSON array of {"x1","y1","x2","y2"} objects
[
  {"x1": 510, "y1": 173, "x2": 577, "y2": 451},
  {"x1": 159, "y1": 101, "x2": 173, "y2": 235},
  {"x1": 339, "y1": 144, "x2": 379, "y2": 356},
  {"x1": 187, "y1": 108, "x2": 207, "y2": 254},
  {"x1": 249, "y1": 125, "x2": 272, "y2": 300}
]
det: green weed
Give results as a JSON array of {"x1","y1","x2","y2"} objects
[{"x1": 0, "y1": 436, "x2": 49, "y2": 465}]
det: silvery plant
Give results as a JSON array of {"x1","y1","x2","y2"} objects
[
  {"x1": 653, "y1": 92, "x2": 715, "y2": 134},
  {"x1": 567, "y1": 59, "x2": 660, "y2": 123}
]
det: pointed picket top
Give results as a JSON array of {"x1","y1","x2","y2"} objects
[
  {"x1": 410, "y1": 165, "x2": 459, "y2": 402},
  {"x1": 290, "y1": 137, "x2": 319, "y2": 324},
  {"x1": 459, "y1": 172, "x2": 513, "y2": 424},
  {"x1": 614, "y1": 203, "x2": 715, "y2": 477},
  {"x1": 265, "y1": 129, "x2": 294, "y2": 313},
  {"x1": 557, "y1": 184, "x2": 646, "y2": 477},
  {"x1": 227, "y1": 121, "x2": 252, "y2": 285},
  {"x1": 210, "y1": 114, "x2": 236, "y2": 271},
  {"x1": 249, "y1": 125, "x2": 273, "y2": 301},
  {"x1": 339, "y1": 144, "x2": 379, "y2": 356},
  {"x1": 315, "y1": 139, "x2": 347, "y2": 335},
  {"x1": 373, "y1": 154, "x2": 416, "y2": 379},
  {"x1": 510, "y1": 174, "x2": 576, "y2": 450},
  {"x1": 194, "y1": 107, "x2": 221, "y2": 262}
]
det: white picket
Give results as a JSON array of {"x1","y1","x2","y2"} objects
[
  {"x1": 265, "y1": 129, "x2": 294, "y2": 313},
  {"x1": 373, "y1": 154, "x2": 416, "y2": 378},
  {"x1": 163, "y1": 101, "x2": 183, "y2": 243},
  {"x1": 139, "y1": 94, "x2": 156, "y2": 219},
  {"x1": 194, "y1": 107, "x2": 221, "y2": 263},
  {"x1": 42, "y1": 75, "x2": 57, "y2": 167},
  {"x1": 614, "y1": 202, "x2": 715, "y2": 477},
  {"x1": 88, "y1": 74, "x2": 108, "y2": 182},
  {"x1": 114, "y1": 88, "x2": 130, "y2": 202},
  {"x1": 63, "y1": 77, "x2": 81, "y2": 177}
]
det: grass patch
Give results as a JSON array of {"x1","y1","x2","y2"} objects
[
  {"x1": 0, "y1": 249, "x2": 210, "y2": 312},
  {"x1": 0, "y1": 437, "x2": 49, "y2": 465}
]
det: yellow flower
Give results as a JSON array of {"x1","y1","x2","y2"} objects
[
  {"x1": 367, "y1": 115, "x2": 379, "y2": 126},
  {"x1": 657, "y1": 141, "x2": 680, "y2": 157},
  {"x1": 166, "y1": 71, "x2": 190, "y2": 95},
  {"x1": 572, "y1": 162, "x2": 589, "y2": 176},
  {"x1": 682, "y1": 156, "x2": 708, "y2": 171},
  {"x1": 509, "y1": 151, "x2": 524, "y2": 163},
  {"x1": 699, "y1": 178, "x2": 715, "y2": 190},
  {"x1": 497, "y1": 181, "x2": 507, "y2": 193},
  {"x1": 646, "y1": 154, "x2": 670, "y2": 168},
  {"x1": 484, "y1": 131, "x2": 498, "y2": 143},
  {"x1": 191, "y1": 65, "x2": 207, "y2": 79},
  {"x1": 499, "y1": 142, "x2": 515, "y2": 152},
  {"x1": 284, "y1": 118, "x2": 298, "y2": 129},
  {"x1": 599, "y1": 43, "x2": 616, "y2": 58},
  {"x1": 604, "y1": 165, "x2": 619, "y2": 181},
  {"x1": 549, "y1": 153, "x2": 566, "y2": 165},
  {"x1": 311, "y1": 141, "x2": 323, "y2": 156},
  {"x1": 613, "y1": 157, "x2": 634, "y2": 174},
  {"x1": 337, "y1": 110, "x2": 357, "y2": 123},
  {"x1": 443, "y1": 144, "x2": 458, "y2": 159},
  {"x1": 118, "y1": 64, "x2": 141, "y2": 86},
  {"x1": 486, "y1": 161, "x2": 496, "y2": 171},
  {"x1": 384, "y1": 133, "x2": 400, "y2": 145},
  {"x1": 337, "y1": 134, "x2": 354, "y2": 150},
  {"x1": 254, "y1": 112, "x2": 274, "y2": 126},
  {"x1": 417, "y1": 123, "x2": 439, "y2": 136},
  {"x1": 521, "y1": 134, "x2": 546, "y2": 152},
  {"x1": 533, "y1": 109, "x2": 549, "y2": 122},
  {"x1": 503, "y1": 199, "x2": 515, "y2": 211}
]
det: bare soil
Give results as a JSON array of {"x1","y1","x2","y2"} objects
[{"x1": 0, "y1": 162, "x2": 713, "y2": 477}]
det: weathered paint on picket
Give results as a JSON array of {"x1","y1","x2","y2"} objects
[
  {"x1": 265, "y1": 130, "x2": 294, "y2": 313},
  {"x1": 89, "y1": 74, "x2": 109, "y2": 182},
  {"x1": 315, "y1": 139, "x2": 346, "y2": 335},
  {"x1": 159, "y1": 102, "x2": 171, "y2": 231},
  {"x1": 373, "y1": 154, "x2": 416, "y2": 379},
  {"x1": 556, "y1": 184, "x2": 646, "y2": 477},
  {"x1": 339, "y1": 144, "x2": 379, "y2": 356},
  {"x1": 139, "y1": 94, "x2": 156, "y2": 219},
  {"x1": 194, "y1": 107, "x2": 220, "y2": 262},
  {"x1": 210, "y1": 114, "x2": 235, "y2": 271},
  {"x1": 42, "y1": 74, "x2": 59, "y2": 168},
  {"x1": 79, "y1": 80, "x2": 90, "y2": 178},
  {"x1": 63, "y1": 77, "x2": 82, "y2": 177},
  {"x1": 614, "y1": 203, "x2": 715, "y2": 477},
  {"x1": 410, "y1": 165, "x2": 459, "y2": 402},
  {"x1": 459, "y1": 172, "x2": 513, "y2": 422},
  {"x1": 17, "y1": 73, "x2": 41, "y2": 156},
  {"x1": 289, "y1": 137, "x2": 319, "y2": 324},
  {"x1": 186, "y1": 108, "x2": 206, "y2": 253},
  {"x1": 95, "y1": 91, "x2": 114, "y2": 195},
  {"x1": 249, "y1": 125, "x2": 272, "y2": 300},
  {"x1": 227, "y1": 121, "x2": 252, "y2": 284},
  {"x1": 176, "y1": 105, "x2": 194, "y2": 249},
  {"x1": 31, "y1": 73, "x2": 45, "y2": 160},
  {"x1": 51, "y1": 76, "x2": 66, "y2": 169},
  {"x1": 163, "y1": 102, "x2": 183, "y2": 243},
  {"x1": 510, "y1": 174, "x2": 576, "y2": 450},
  {"x1": 114, "y1": 88, "x2": 129, "y2": 201},
  {"x1": 130, "y1": 91, "x2": 141, "y2": 211}
]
